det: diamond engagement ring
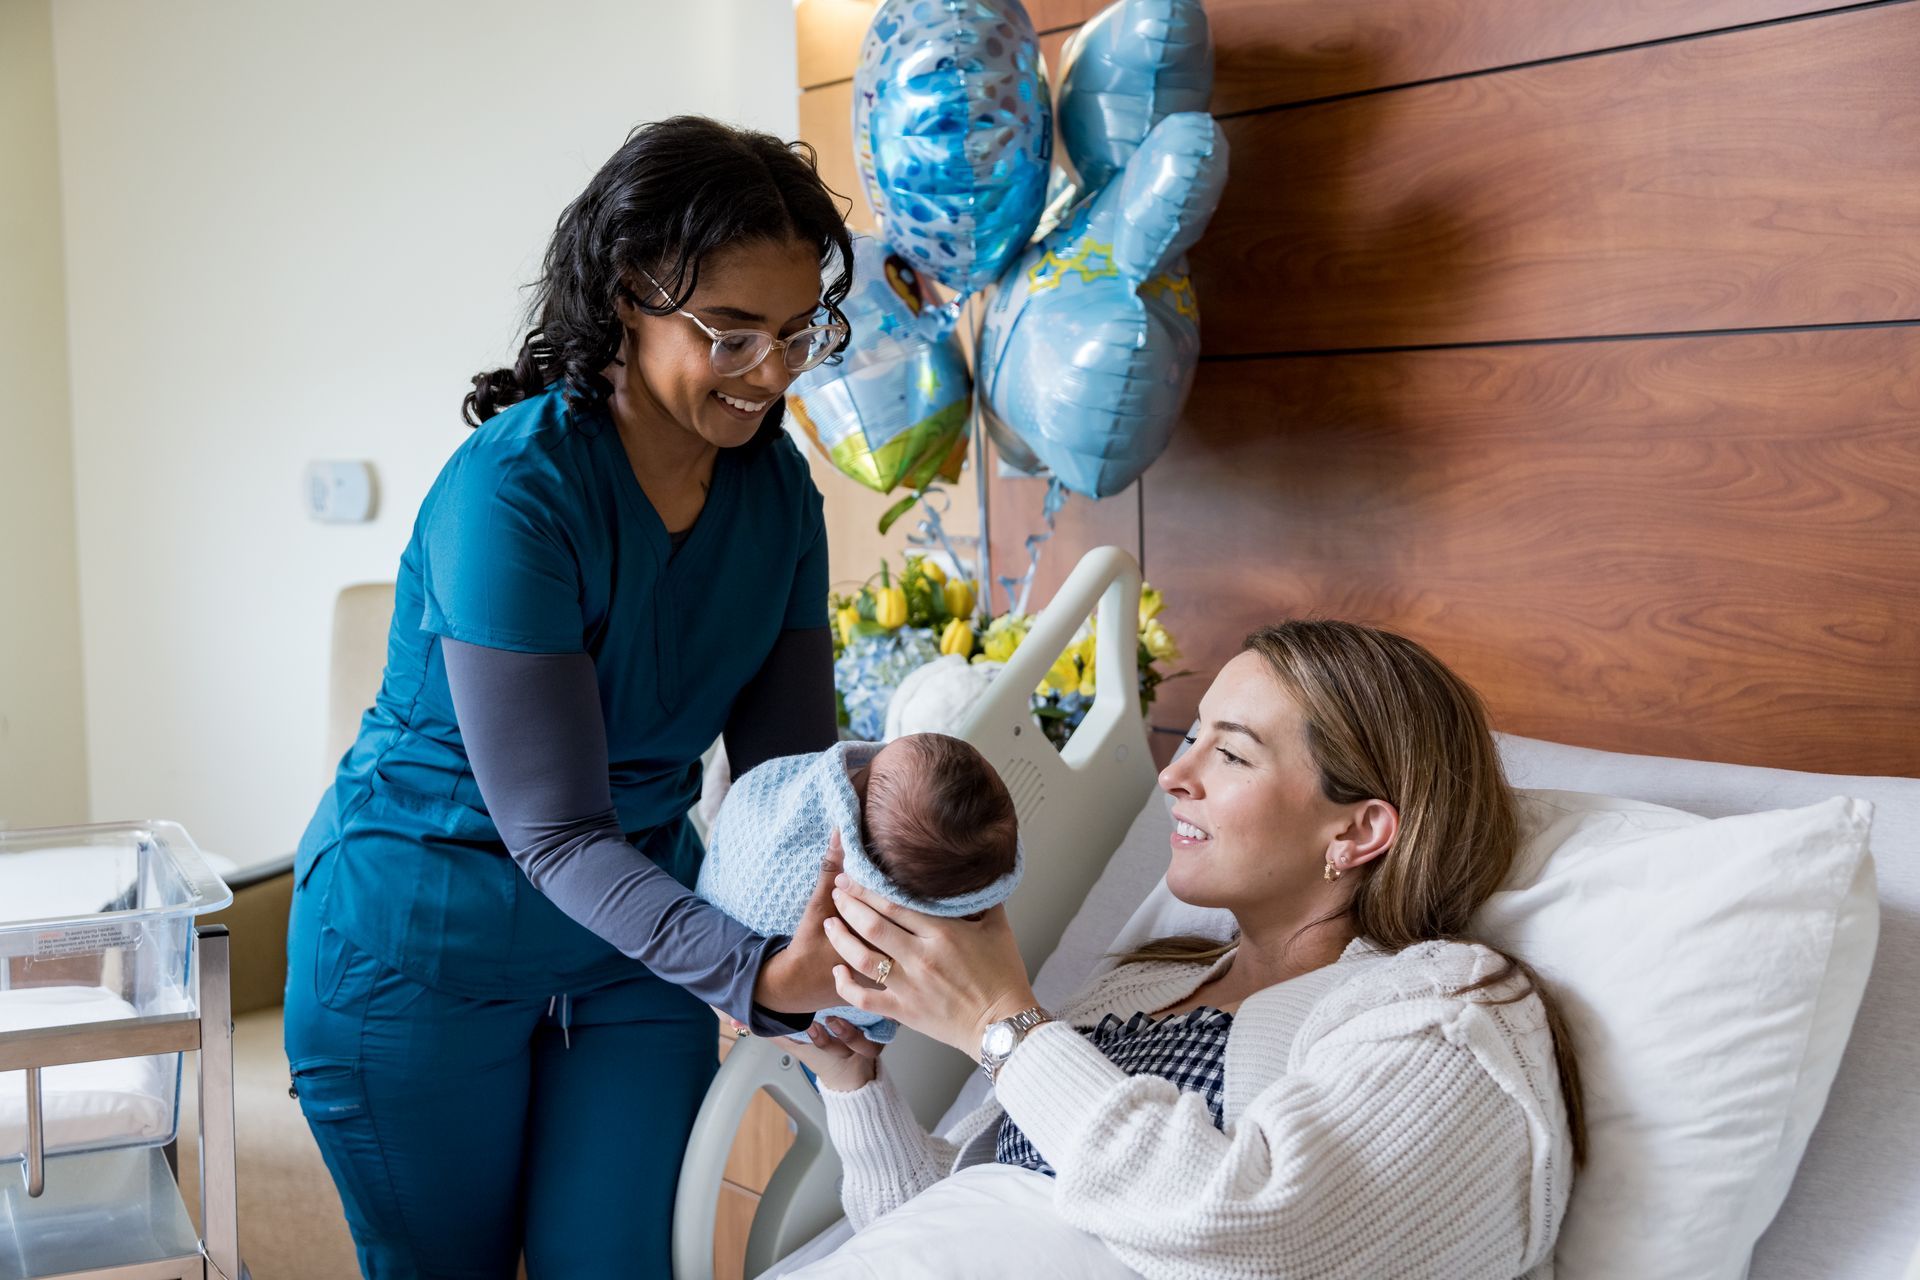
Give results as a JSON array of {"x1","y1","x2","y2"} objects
[{"x1": 872, "y1": 956, "x2": 894, "y2": 987}]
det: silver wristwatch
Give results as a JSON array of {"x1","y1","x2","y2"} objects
[{"x1": 979, "y1": 1006, "x2": 1054, "y2": 1082}]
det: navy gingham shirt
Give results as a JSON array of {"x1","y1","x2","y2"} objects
[{"x1": 995, "y1": 1006, "x2": 1235, "y2": 1178}]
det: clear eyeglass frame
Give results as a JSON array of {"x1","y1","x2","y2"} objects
[{"x1": 640, "y1": 269, "x2": 847, "y2": 377}]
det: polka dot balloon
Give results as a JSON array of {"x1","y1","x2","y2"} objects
[{"x1": 853, "y1": 0, "x2": 1053, "y2": 331}]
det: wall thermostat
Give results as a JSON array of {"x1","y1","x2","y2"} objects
[{"x1": 303, "y1": 460, "x2": 377, "y2": 524}]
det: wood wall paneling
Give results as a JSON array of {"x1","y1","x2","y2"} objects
[
  {"x1": 777, "y1": 1, "x2": 1920, "y2": 1275},
  {"x1": 1195, "y1": 2, "x2": 1920, "y2": 353},
  {"x1": 722, "y1": 1089, "x2": 798, "y2": 1189},
  {"x1": 713, "y1": 1181, "x2": 761, "y2": 1280},
  {"x1": 1027, "y1": 0, "x2": 1109, "y2": 32},
  {"x1": 1144, "y1": 327, "x2": 1920, "y2": 777},
  {"x1": 1206, "y1": 0, "x2": 1857, "y2": 116},
  {"x1": 714, "y1": 1034, "x2": 798, "y2": 1189},
  {"x1": 797, "y1": 0, "x2": 879, "y2": 88},
  {"x1": 800, "y1": 1, "x2": 1862, "y2": 110},
  {"x1": 708, "y1": 1033, "x2": 801, "y2": 1278}
]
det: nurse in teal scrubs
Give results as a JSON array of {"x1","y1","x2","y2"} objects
[{"x1": 284, "y1": 116, "x2": 857, "y2": 1278}]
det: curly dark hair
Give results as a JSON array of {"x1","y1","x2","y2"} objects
[{"x1": 463, "y1": 115, "x2": 854, "y2": 432}]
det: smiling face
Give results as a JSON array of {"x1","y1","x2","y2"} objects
[
  {"x1": 1158, "y1": 651, "x2": 1393, "y2": 926},
  {"x1": 612, "y1": 237, "x2": 826, "y2": 451}
]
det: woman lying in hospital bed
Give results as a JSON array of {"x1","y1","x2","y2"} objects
[{"x1": 784, "y1": 620, "x2": 1581, "y2": 1279}]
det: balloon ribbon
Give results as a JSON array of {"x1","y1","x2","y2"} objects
[{"x1": 996, "y1": 477, "x2": 1067, "y2": 617}]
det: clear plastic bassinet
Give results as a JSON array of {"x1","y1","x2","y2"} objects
[{"x1": 0, "y1": 820, "x2": 232, "y2": 1165}]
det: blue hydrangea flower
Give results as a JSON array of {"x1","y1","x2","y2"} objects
[{"x1": 834, "y1": 628, "x2": 942, "y2": 740}]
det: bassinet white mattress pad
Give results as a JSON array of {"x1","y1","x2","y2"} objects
[{"x1": 0, "y1": 985, "x2": 175, "y2": 1159}]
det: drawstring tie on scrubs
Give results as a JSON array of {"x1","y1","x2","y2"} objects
[{"x1": 546, "y1": 993, "x2": 574, "y2": 1049}]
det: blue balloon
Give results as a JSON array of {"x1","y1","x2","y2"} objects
[
  {"x1": 853, "y1": 0, "x2": 1053, "y2": 320},
  {"x1": 975, "y1": 112, "x2": 1228, "y2": 499},
  {"x1": 786, "y1": 235, "x2": 973, "y2": 497},
  {"x1": 1056, "y1": 0, "x2": 1214, "y2": 193}
]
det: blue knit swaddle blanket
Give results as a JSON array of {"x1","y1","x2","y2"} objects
[{"x1": 696, "y1": 740, "x2": 1023, "y2": 1043}]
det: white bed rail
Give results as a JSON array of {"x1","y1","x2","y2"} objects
[{"x1": 672, "y1": 545, "x2": 1161, "y2": 1279}]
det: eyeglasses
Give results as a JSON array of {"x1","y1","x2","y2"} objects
[{"x1": 640, "y1": 270, "x2": 847, "y2": 377}]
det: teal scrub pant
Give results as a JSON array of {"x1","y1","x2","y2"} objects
[{"x1": 282, "y1": 859, "x2": 718, "y2": 1279}]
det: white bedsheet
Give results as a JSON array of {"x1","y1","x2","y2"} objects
[
  {"x1": 0, "y1": 984, "x2": 176, "y2": 1159},
  {"x1": 783, "y1": 1164, "x2": 1141, "y2": 1279}
]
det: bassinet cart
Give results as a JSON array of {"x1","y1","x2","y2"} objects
[{"x1": 0, "y1": 821, "x2": 241, "y2": 1280}]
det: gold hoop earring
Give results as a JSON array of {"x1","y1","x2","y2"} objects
[{"x1": 1324, "y1": 858, "x2": 1342, "y2": 881}]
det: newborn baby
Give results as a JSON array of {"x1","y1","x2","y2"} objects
[{"x1": 697, "y1": 734, "x2": 1023, "y2": 1042}]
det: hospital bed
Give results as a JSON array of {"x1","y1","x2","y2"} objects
[{"x1": 672, "y1": 545, "x2": 1920, "y2": 1279}]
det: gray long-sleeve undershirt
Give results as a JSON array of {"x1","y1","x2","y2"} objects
[{"x1": 441, "y1": 627, "x2": 837, "y2": 1035}]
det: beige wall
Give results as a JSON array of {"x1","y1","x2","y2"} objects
[
  {"x1": 0, "y1": 0, "x2": 89, "y2": 829},
  {"x1": 48, "y1": 0, "x2": 799, "y2": 865}
]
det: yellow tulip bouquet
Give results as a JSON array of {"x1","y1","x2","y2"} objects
[{"x1": 830, "y1": 556, "x2": 1187, "y2": 748}]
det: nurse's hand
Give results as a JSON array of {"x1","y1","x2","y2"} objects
[
  {"x1": 789, "y1": 1017, "x2": 884, "y2": 1093},
  {"x1": 822, "y1": 876, "x2": 1039, "y2": 1058},
  {"x1": 751, "y1": 834, "x2": 850, "y2": 1014}
]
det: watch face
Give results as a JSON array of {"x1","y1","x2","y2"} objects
[{"x1": 983, "y1": 1022, "x2": 1017, "y2": 1057}]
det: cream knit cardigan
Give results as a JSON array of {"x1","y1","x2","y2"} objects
[{"x1": 819, "y1": 938, "x2": 1572, "y2": 1280}]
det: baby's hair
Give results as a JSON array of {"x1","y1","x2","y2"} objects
[{"x1": 863, "y1": 734, "x2": 1018, "y2": 901}]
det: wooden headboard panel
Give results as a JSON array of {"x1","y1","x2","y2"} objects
[{"x1": 795, "y1": 0, "x2": 1920, "y2": 778}]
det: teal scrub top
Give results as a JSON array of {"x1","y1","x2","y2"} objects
[{"x1": 295, "y1": 384, "x2": 829, "y2": 997}]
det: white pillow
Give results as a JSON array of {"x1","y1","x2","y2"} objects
[
  {"x1": 1103, "y1": 786, "x2": 1877, "y2": 1280},
  {"x1": 1477, "y1": 789, "x2": 1877, "y2": 1280}
]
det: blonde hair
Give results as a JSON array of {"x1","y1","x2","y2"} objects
[{"x1": 1124, "y1": 620, "x2": 1587, "y2": 1164}]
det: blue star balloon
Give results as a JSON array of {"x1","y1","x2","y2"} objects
[
  {"x1": 853, "y1": 0, "x2": 1053, "y2": 334},
  {"x1": 974, "y1": 110, "x2": 1228, "y2": 499},
  {"x1": 1057, "y1": 0, "x2": 1214, "y2": 193}
]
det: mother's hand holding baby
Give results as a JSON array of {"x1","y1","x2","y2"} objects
[{"x1": 810, "y1": 860, "x2": 1042, "y2": 1070}]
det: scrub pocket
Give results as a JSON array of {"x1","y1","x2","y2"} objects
[
  {"x1": 312, "y1": 919, "x2": 371, "y2": 1012},
  {"x1": 288, "y1": 1055, "x2": 405, "y2": 1246}
]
